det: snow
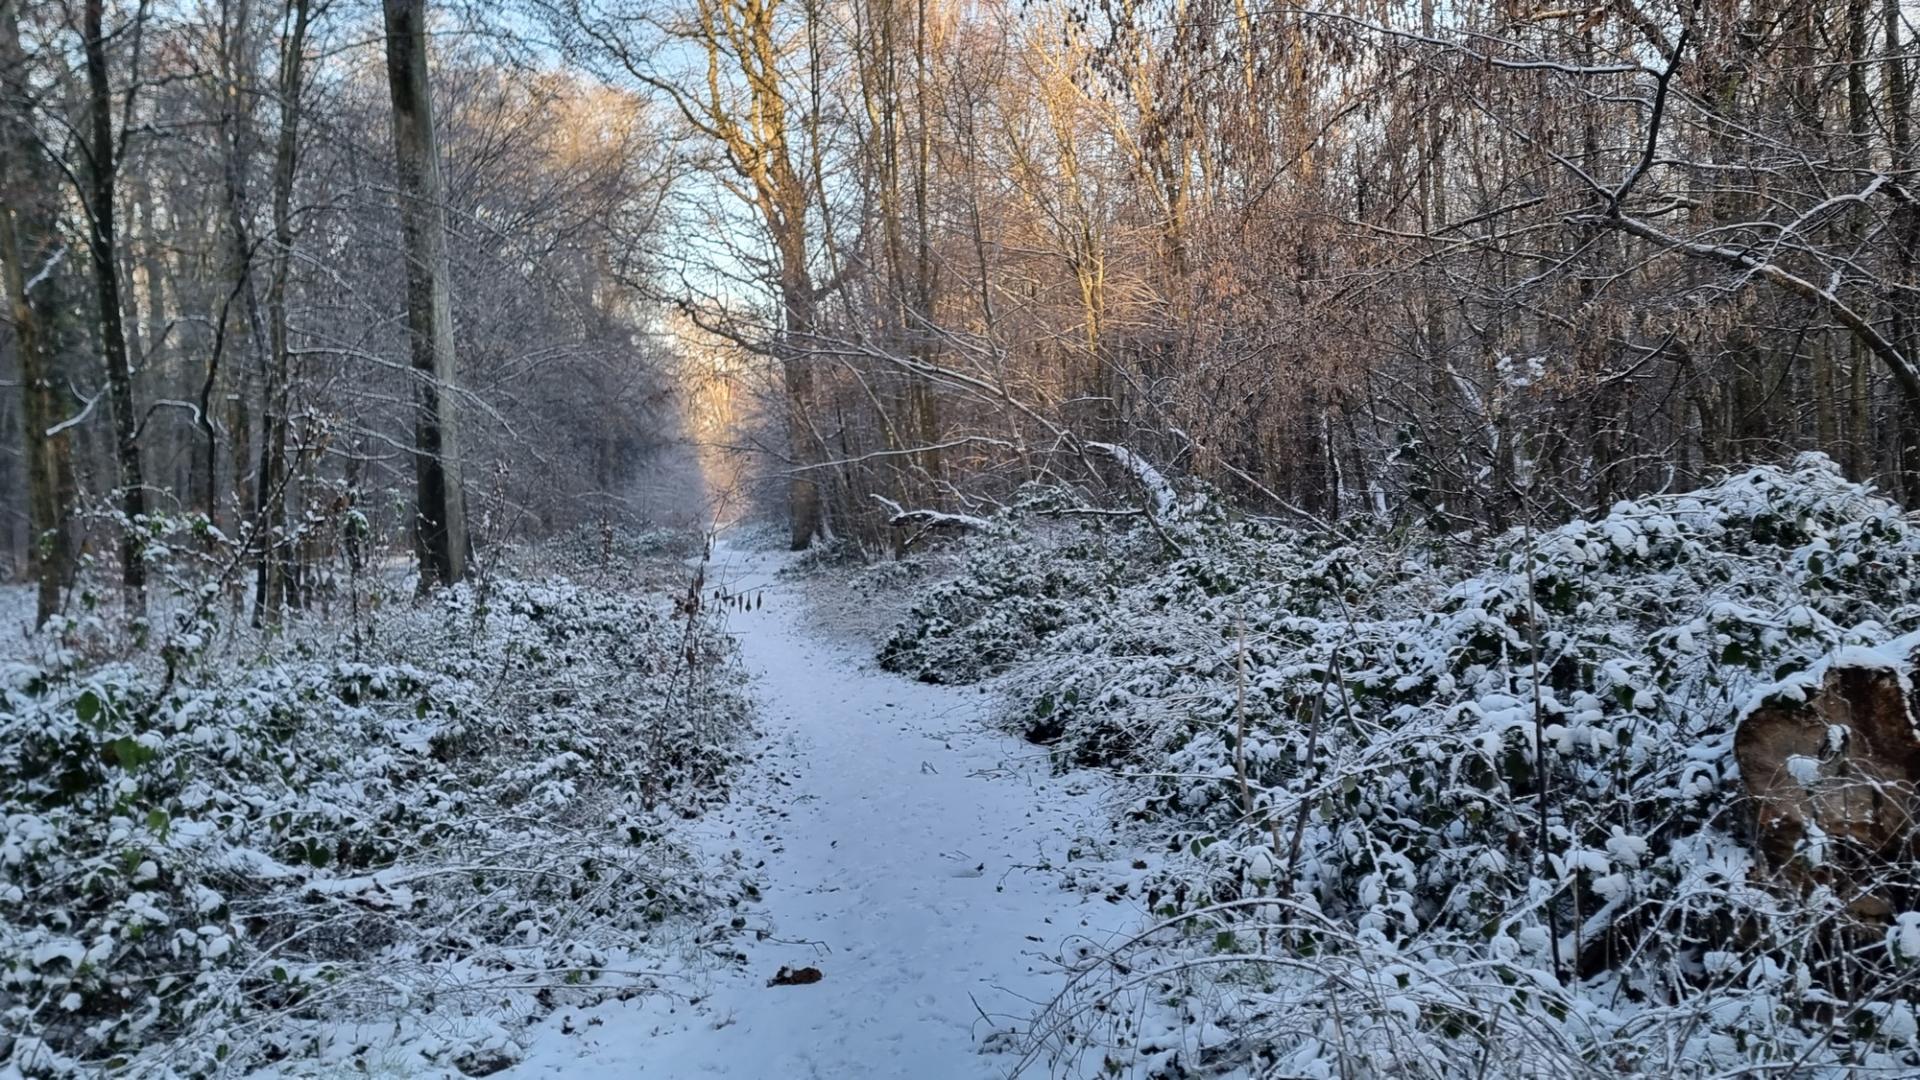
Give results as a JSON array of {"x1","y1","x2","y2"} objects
[
  {"x1": 0, "y1": 584, "x2": 32, "y2": 645},
  {"x1": 19, "y1": 458, "x2": 1920, "y2": 1075},
  {"x1": 513, "y1": 542, "x2": 1132, "y2": 1078},
  {"x1": 871, "y1": 494, "x2": 996, "y2": 533},
  {"x1": 855, "y1": 456, "x2": 1920, "y2": 1074},
  {"x1": 1892, "y1": 912, "x2": 1920, "y2": 964},
  {"x1": 1085, "y1": 442, "x2": 1177, "y2": 517}
]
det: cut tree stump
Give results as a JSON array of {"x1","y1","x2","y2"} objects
[{"x1": 1735, "y1": 656, "x2": 1920, "y2": 919}]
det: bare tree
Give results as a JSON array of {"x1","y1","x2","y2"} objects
[
  {"x1": 383, "y1": 0, "x2": 468, "y2": 586},
  {"x1": 80, "y1": 0, "x2": 149, "y2": 601}
]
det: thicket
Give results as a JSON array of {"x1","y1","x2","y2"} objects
[
  {"x1": 883, "y1": 455, "x2": 1920, "y2": 1077},
  {"x1": 1, "y1": 535, "x2": 748, "y2": 1077}
]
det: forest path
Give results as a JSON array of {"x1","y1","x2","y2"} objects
[{"x1": 514, "y1": 542, "x2": 1128, "y2": 1078}]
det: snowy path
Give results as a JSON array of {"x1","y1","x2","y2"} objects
[{"x1": 514, "y1": 545, "x2": 1129, "y2": 1078}]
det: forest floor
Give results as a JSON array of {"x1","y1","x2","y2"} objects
[{"x1": 510, "y1": 542, "x2": 1137, "y2": 1079}]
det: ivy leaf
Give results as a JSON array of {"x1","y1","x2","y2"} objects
[{"x1": 110, "y1": 737, "x2": 155, "y2": 771}]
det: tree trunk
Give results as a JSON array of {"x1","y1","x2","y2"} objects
[
  {"x1": 253, "y1": 0, "x2": 311, "y2": 620},
  {"x1": 782, "y1": 271, "x2": 821, "y2": 550},
  {"x1": 267, "y1": 0, "x2": 311, "y2": 601},
  {"x1": 1886, "y1": 0, "x2": 1920, "y2": 502},
  {"x1": 82, "y1": 0, "x2": 148, "y2": 602},
  {"x1": 383, "y1": 0, "x2": 467, "y2": 587},
  {"x1": 0, "y1": 232, "x2": 68, "y2": 626},
  {"x1": 908, "y1": 0, "x2": 940, "y2": 488},
  {"x1": 0, "y1": 0, "x2": 69, "y2": 626}
]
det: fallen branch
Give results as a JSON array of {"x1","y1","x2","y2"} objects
[
  {"x1": 1085, "y1": 441, "x2": 1177, "y2": 517},
  {"x1": 870, "y1": 493, "x2": 993, "y2": 532}
]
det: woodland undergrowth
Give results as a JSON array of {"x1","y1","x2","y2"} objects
[
  {"x1": 881, "y1": 454, "x2": 1920, "y2": 1078},
  {"x1": 1, "y1": 525, "x2": 749, "y2": 1077}
]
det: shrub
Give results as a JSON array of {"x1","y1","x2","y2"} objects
[
  {"x1": 891, "y1": 455, "x2": 1920, "y2": 1076},
  {"x1": 2, "y1": 568, "x2": 749, "y2": 1076}
]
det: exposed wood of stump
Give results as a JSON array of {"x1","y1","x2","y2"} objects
[{"x1": 1734, "y1": 661, "x2": 1920, "y2": 919}]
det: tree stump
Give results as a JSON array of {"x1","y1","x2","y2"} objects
[{"x1": 1735, "y1": 659, "x2": 1920, "y2": 919}]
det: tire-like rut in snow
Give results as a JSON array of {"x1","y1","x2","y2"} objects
[{"x1": 514, "y1": 543, "x2": 1126, "y2": 1078}]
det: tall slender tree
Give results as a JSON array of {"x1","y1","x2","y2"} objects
[
  {"x1": 254, "y1": 0, "x2": 314, "y2": 618},
  {"x1": 383, "y1": 0, "x2": 468, "y2": 586},
  {"x1": 81, "y1": 0, "x2": 148, "y2": 601},
  {"x1": 0, "y1": 0, "x2": 69, "y2": 626}
]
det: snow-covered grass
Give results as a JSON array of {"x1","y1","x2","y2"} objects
[
  {"x1": 1, "y1": 537, "x2": 752, "y2": 1077},
  {"x1": 881, "y1": 455, "x2": 1920, "y2": 1077}
]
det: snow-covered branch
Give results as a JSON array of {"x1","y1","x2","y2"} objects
[
  {"x1": 870, "y1": 493, "x2": 993, "y2": 531},
  {"x1": 1084, "y1": 441, "x2": 1177, "y2": 517}
]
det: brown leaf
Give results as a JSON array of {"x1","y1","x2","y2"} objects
[{"x1": 767, "y1": 965, "x2": 823, "y2": 986}]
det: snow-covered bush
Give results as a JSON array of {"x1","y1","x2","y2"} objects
[
  {"x1": 890, "y1": 455, "x2": 1920, "y2": 1076},
  {"x1": 2, "y1": 565, "x2": 749, "y2": 1076},
  {"x1": 525, "y1": 522, "x2": 705, "y2": 576},
  {"x1": 879, "y1": 519, "x2": 1152, "y2": 686}
]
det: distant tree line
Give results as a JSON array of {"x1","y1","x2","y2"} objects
[
  {"x1": 1, "y1": 0, "x2": 682, "y2": 627},
  {"x1": 554, "y1": 0, "x2": 1920, "y2": 548},
  {"x1": 11, "y1": 0, "x2": 1920, "y2": 603}
]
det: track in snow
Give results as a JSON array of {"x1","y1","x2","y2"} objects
[{"x1": 514, "y1": 543, "x2": 1129, "y2": 1078}]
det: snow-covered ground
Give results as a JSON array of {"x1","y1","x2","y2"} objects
[
  {"x1": 513, "y1": 543, "x2": 1135, "y2": 1078},
  {"x1": 0, "y1": 583, "x2": 33, "y2": 646}
]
